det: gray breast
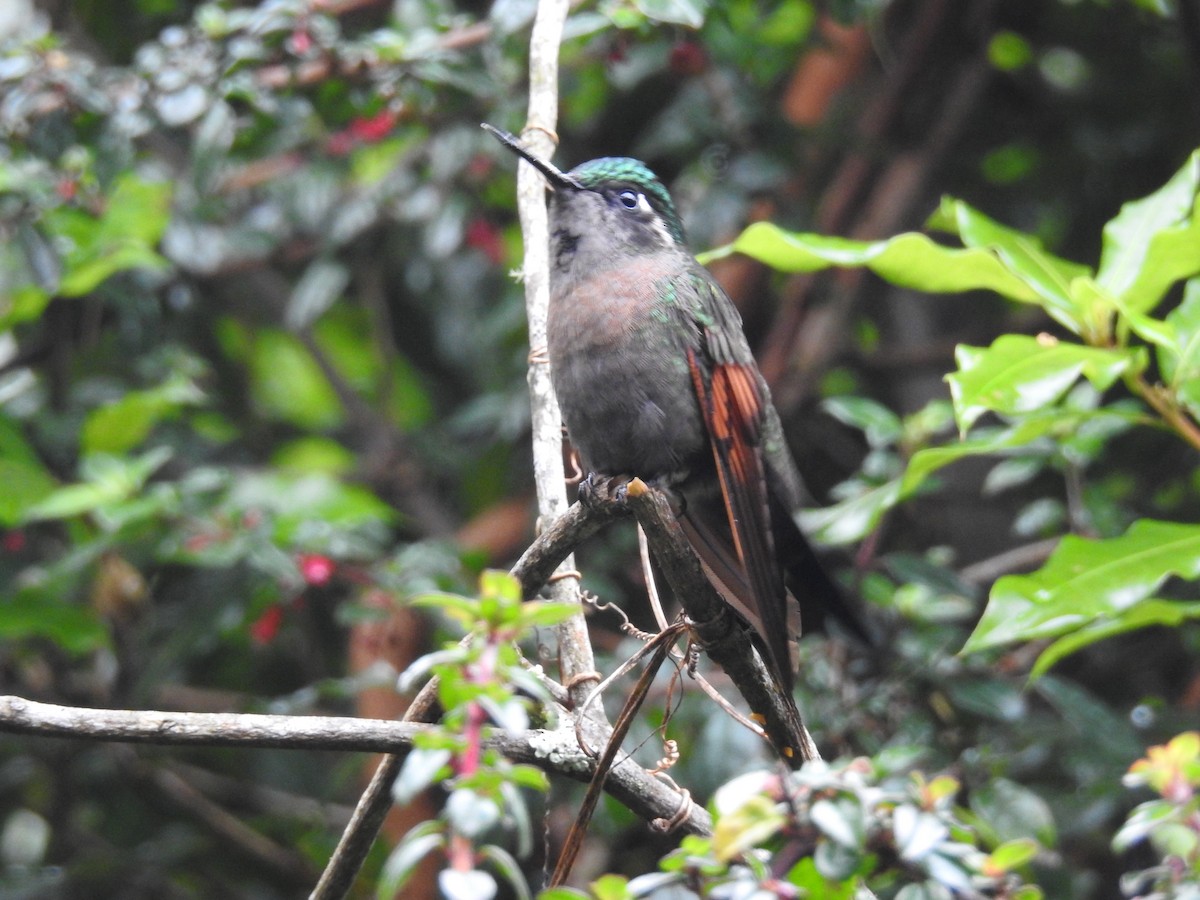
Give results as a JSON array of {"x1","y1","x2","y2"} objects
[{"x1": 547, "y1": 258, "x2": 707, "y2": 480}]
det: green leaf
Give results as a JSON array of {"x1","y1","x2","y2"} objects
[
  {"x1": 0, "y1": 459, "x2": 57, "y2": 527},
  {"x1": 893, "y1": 804, "x2": 949, "y2": 862},
  {"x1": 588, "y1": 874, "x2": 631, "y2": 900},
  {"x1": 285, "y1": 258, "x2": 350, "y2": 331},
  {"x1": 271, "y1": 436, "x2": 356, "y2": 474},
  {"x1": 929, "y1": 198, "x2": 1093, "y2": 332},
  {"x1": 986, "y1": 837, "x2": 1040, "y2": 872},
  {"x1": 377, "y1": 822, "x2": 445, "y2": 900},
  {"x1": 0, "y1": 416, "x2": 57, "y2": 526},
  {"x1": 478, "y1": 845, "x2": 530, "y2": 900},
  {"x1": 633, "y1": 0, "x2": 707, "y2": 28},
  {"x1": 0, "y1": 284, "x2": 52, "y2": 331},
  {"x1": 0, "y1": 592, "x2": 109, "y2": 654},
  {"x1": 964, "y1": 520, "x2": 1200, "y2": 653},
  {"x1": 947, "y1": 334, "x2": 1143, "y2": 433},
  {"x1": 23, "y1": 448, "x2": 172, "y2": 522},
  {"x1": 51, "y1": 174, "x2": 173, "y2": 296},
  {"x1": 1097, "y1": 149, "x2": 1200, "y2": 312},
  {"x1": 969, "y1": 778, "x2": 1056, "y2": 847},
  {"x1": 393, "y1": 748, "x2": 452, "y2": 805},
  {"x1": 480, "y1": 569, "x2": 522, "y2": 604},
  {"x1": 247, "y1": 329, "x2": 343, "y2": 429},
  {"x1": 1161, "y1": 280, "x2": 1200, "y2": 417},
  {"x1": 799, "y1": 480, "x2": 902, "y2": 545},
  {"x1": 811, "y1": 797, "x2": 865, "y2": 849},
  {"x1": 81, "y1": 375, "x2": 204, "y2": 454},
  {"x1": 1113, "y1": 799, "x2": 1177, "y2": 853},
  {"x1": 712, "y1": 794, "x2": 787, "y2": 862},
  {"x1": 702, "y1": 221, "x2": 1040, "y2": 303},
  {"x1": 822, "y1": 396, "x2": 903, "y2": 448},
  {"x1": 1031, "y1": 598, "x2": 1200, "y2": 678}
]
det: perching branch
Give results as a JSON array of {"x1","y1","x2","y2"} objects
[
  {"x1": 0, "y1": 696, "x2": 711, "y2": 836},
  {"x1": 622, "y1": 480, "x2": 820, "y2": 766}
]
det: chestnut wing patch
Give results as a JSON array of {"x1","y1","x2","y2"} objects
[{"x1": 687, "y1": 346, "x2": 793, "y2": 690}]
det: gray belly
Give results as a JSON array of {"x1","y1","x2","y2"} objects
[{"x1": 548, "y1": 311, "x2": 706, "y2": 480}]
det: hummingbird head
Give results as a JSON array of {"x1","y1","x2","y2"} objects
[{"x1": 483, "y1": 124, "x2": 688, "y2": 273}]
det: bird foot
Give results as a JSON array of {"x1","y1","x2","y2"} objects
[{"x1": 577, "y1": 472, "x2": 633, "y2": 509}]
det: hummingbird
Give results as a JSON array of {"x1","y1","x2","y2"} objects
[{"x1": 484, "y1": 124, "x2": 867, "y2": 691}]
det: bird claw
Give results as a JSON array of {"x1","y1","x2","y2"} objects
[{"x1": 577, "y1": 472, "x2": 632, "y2": 509}]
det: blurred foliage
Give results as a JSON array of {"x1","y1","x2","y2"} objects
[{"x1": 0, "y1": 0, "x2": 1198, "y2": 898}]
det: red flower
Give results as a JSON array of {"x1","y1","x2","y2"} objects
[
  {"x1": 465, "y1": 218, "x2": 505, "y2": 264},
  {"x1": 327, "y1": 110, "x2": 399, "y2": 156},
  {"x1": 298, "y1": 553, "x2": 336, "y2": 586},
  {"x1": 288, "y1": 27, "x2": 312, "y2": 55},
  {"x1": 348, "y1": 110, "x2": 398, "y2": 143},
  {"x1": 250, "y1": 605, "x2": 284, "y2": 644},
  {"x1": 2, "y1": 530, "x2": 27, "y2": 553}
]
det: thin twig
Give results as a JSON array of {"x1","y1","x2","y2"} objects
[
  {"x1": 550, "y1": 632, "x2": 679, "y2": 887},
  {"x1": 1129, "y1": 373, "x2": 1200, "y2": 452},
  {"x1": 639, "y1": 524, "x2": 673, "y2": 633},
  {"x1": 309, "y1": 670, "x2": 442, "y2": 900},
  {"x1": 959, "y1": 537, "x2": 1061, "y2": 586}
]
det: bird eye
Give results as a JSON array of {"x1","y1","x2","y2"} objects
[{"x1": 617, "y1": 190, "x2": 640, "y2": 209}]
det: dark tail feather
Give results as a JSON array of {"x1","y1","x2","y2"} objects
[
  {"x1": 678, "y1": 502, "x2": 796, "y2": 691},
  {"x1": 768, "y1": 491, "x2": 875, "y2": 646}
]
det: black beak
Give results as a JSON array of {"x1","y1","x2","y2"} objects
[{"x1": 481, "y1": 123, "x2": 583, "y2": 192}]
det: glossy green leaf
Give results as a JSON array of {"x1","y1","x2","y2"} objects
[
  {"x1": 811, "y1": 797, "x2": 865, "y2": 849},
  {"x1": 964, "y1": 520, "x2": 1200, "y2": 653},
  {"x1": 702, "y1": 221, "x2": 1039, "y2": 302},
  {"x1": 480, "y1": 569, "x2": 522, "y2": 604},
  {"x1": 516, "y1": 601, "x2": 581, "y2": 628},
  {"x1": 1161, "y1": 280, "x2": 1200, "y2": 417},
  {"x1": 1097, "y1": 149, "x2": 1200, "y2": 312},
  {"x1": 929, "y1": 198, "x2": 1093, "y2": 332},
  {"x1": 799, "y1": 480, "x2": 901, "y2": 545},
  {"x1": 947, "y1": 335, "x2": 1143, "y2": 433},
  {"x1": 225, "y1": 471, "x2": 395, "y2": 542},
  {"x1": 1031, "y1": 598, "x2": 1200, "y2": 679}
]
